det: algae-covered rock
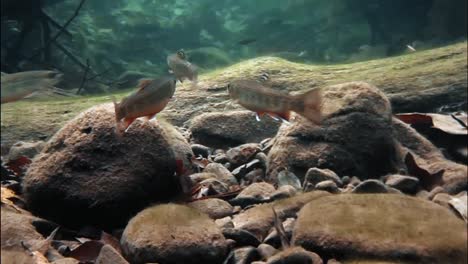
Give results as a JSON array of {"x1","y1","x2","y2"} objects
[
  {"x1": 22, "y1": 103, "x2": 192, "y2": 227},
  {"x1": 267, "y1": 82, "x2": 398, "y2": 182},
  {"x1": 121, "y1": 204, "x2": 228, "y2": 264},
  {"x1": 292, "y1": 194, "x2": 467, "y2": 263},
  {"x1": 189, "y1": 111, "x2": 281, "y2": 148},
  {"x1": 232, "y1": 191, "x2": 330, "y2": 240}
]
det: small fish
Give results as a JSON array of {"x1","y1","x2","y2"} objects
[
  {"x1": 228, "y1": 80, "x2": 322, "y2": 124},
  {"x1": 1, "y1": 70, "x2": 65, "y2": 104},
  {"x1": 167, "y1": 49, "x2": 198, "y2": 84},
  {"x1": 237, "y1": 38, "x2": 257, "y2": 45},
  {"x1": 113, "y1": 75, "x2": 176, "y2": 133},
  {"x1": 406, "y1": 44, "x2": 416, "y2": 52}
]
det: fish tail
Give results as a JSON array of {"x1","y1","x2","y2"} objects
[{"x1": 292, "y1": 88, "x2": 322, "y2": 124}]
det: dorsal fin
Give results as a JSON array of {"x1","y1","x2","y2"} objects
[{"x1": 137, "y1": 79, "x2": 153, "y2": 92}]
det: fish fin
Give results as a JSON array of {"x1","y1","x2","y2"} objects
[
  {"x1": 294, "y1": 88, "x2": 322, "y2": 124},
  {"x1": 274, "y1": 111, "x2": 291, "y2": 121},
  {"x1": 145, "y1": 113, "x2": 157, "y2": 121},
  {"x1": 122, "y1": 117, "x2": 136, "y2": 132},
  {"x1": 267, "y1": 113, "x2": 280, "y2": 121},
  {"x1": 255, "y1": 113, "x2": 262, "y2": 122},
  {"x1": 137, "y1": 79, "x2": 152, "y2": 91}
]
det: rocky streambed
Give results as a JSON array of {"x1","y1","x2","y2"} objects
[{"x1": 1, "y1": 43, "x2": 467, "y2": 264}]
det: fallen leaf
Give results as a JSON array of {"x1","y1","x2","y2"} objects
[
  {"x1": 396, "y1": 113, "x2": 467, "y2": 135},
  {"x1": 404, "y1": 152, "x2": 444, "y2": 191},
  {"x1": 449, "y1": 192, "x2": 467, "y2": 222},
  {"x1": 100, "y1": 231, "x2": 121, "y2": 254},
  {"x1": 65, "y1": 240, "x2": 104, "y2": 262}
]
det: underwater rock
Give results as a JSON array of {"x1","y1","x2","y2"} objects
[
  {"x1": 215, "y1": 217, "x2": 234, "y2": 229},
  {"x1": 95, "y1": 244, "x2": 129, "y2": 264},
  {"x1": 1, "y1": 208, "x2": 45, "y2": 251},
  {"x1": 222, "y1": 228, "x2": 261, "y2": 247},
  {"x1": 266, "y1": 247, "x2": 323, "y2": 264},
  {"x1": 264, "y1": 217, "x2": 295, "y2": 248},
  {"x1": 257, "y1": 243, "x2": 278, "y2": 260},
  {"x1": 232, "y1": 191, "x2": 329, "y2": 241},
  {"x1": 8, "y1": 140, "x2": 46, "y2": 160},
  {"x1": 392, "y1": 118, "x2": 467, "y2": 194},
  {"x1": 22, "y1": 104, "x2": 192, "y2": 227},
  {"x1": 188, "y1": 198, "x2": 234, "y2": 219},
  {"x1": 121, "y1": 204, "x2": 228, "y2": 264},
  {"x1": 270, "y1": 185, "x2": 297, "y2": 201},
  {"x1": 277, "y1": 170, "x2": 302, "y2": 190},
  {"x1": 384, "y1": 174, "x2": 420, "y2": 194},
  {"x1": 203, "y1": 163, "x2": 239, "y2": 186},
  {"x1": 314, "y1": 180, "x2": 340, "y2": 194},
  {"x1": 191, "y1": 143, "x2": 211, "y2": 158},
  {"x1": 304, "y1": 168, "x2": 342, "y2": 187},
  {"x1": 189, "y1": 111, "x2": 281, "y2": 148},
  {"x1": 292, "y1": 194, "x2": 467, "y2": 263},
  {"x1": 267, "y1": 82, "x2": 397, "y2": 183},
  {"x1": 351, "y1": 179, "x2": 389, "y2": 194},
  {"x1": 224, "y1": 246, "x2": 262, "y2": 264},
  {"x1": 230, "y1": 182, "x2": 275, "y2": 207},
  {"x1": 226, "y1": 143, "x2": 261, "y2": 167}
]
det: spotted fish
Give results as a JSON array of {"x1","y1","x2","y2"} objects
[
  {"x1": 167, "y1": 49, "x2": 198, "y2": 84},
  {"x1": 113, "y1": 75, "x2": 176, "y2": 133},
  {"x1": 227, "y1": 80, "x2": 321, "y2": 124}
]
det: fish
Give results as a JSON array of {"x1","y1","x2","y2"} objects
[
  {"x1": 406, "y1": 44, "x2": 416, "y2": 52},
  {"x1": 1, "y1": 70, "x2": 65, "y2": 104},
  {"x1": 237, "y1": 38, "x2": 257, "y2": 45},
  {"x1": 167, "y1": 49, "x2": 198, "y2": 84},
  {"x1": 227, "y1": 79, "x2": 322, "y2": 124},
  {"x1": 113, "y1": 75, "x2": 177, "y2": 133}
]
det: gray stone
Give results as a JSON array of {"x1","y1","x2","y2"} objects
[
  {"x1": 305, "y1": 168, "x2": 342, "y2": 187},
  {"x1": 189, "y1": 198, "x2": 234, "y2": 219},
  {"x1": 352, "y1": 179, "x2": 389, "y2": 194},
  {"x1": 385, "y1": 174, "x2": 420, "y2": 194},
  {"x1": 121, "y1": 204, "x2": 228, "y2": 264},
  {"x1": 314, "y1": 180, "x2": 340, "y2": 194}
]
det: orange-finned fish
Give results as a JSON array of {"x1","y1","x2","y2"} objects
[
  {"x1": 113, "y1": 75, "x2": 176, "y2": 133},
  {"x1": 1, "y1": 70, "x2": 65, "y2": 104},
  {"x1": 167, "y1": 49, "x2": 198, "y2": 84},
  {"x1": 227, "y1": 80, "x2": 322, "y2": 124}
]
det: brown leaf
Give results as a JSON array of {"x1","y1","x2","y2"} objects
[
  {"x1": 100, "y1": 231, "x2": 122, "y2": 254},
  {"x1": 396, "y1": 113, "x2": 467, "y2": 135},
  {"x1": 65, "y1": 240, "x2": 104, "y2": 262},
  {"x1": 404, "y1": 152, "x2": 444, "y2": 191}
]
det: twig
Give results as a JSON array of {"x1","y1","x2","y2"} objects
[
  {"x1": 77, "y1": 59, "x2": 90, "y2": 94},
  {"x1": 86, "y1": 68, "x2": 112, "y2": 81},
  {"x1": 41, "y1": 11, "x2": 73, "y2": 38},
  {"x1": 28, "y1": 0, "x2": 86, "y2": 60}
]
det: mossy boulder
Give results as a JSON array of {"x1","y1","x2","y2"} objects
[
  {"x1": 267, "y1": 82, "x2": 398, "y2": 182},
  {"x1": 22, "y1": 104, "x2": 192, "y2": 228},
  {"x1": 189, "y1": 111, "x2": 280, "y2": 148},
  {"x1": 121, "y1": 204, "x2": 228, "y2": 264},
  {"x1": 232, "y1": 191, "x2": 330, "y2": 240},
  {"x1": 292, "y1": 194, "x2": 467, "y2": 263}
]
